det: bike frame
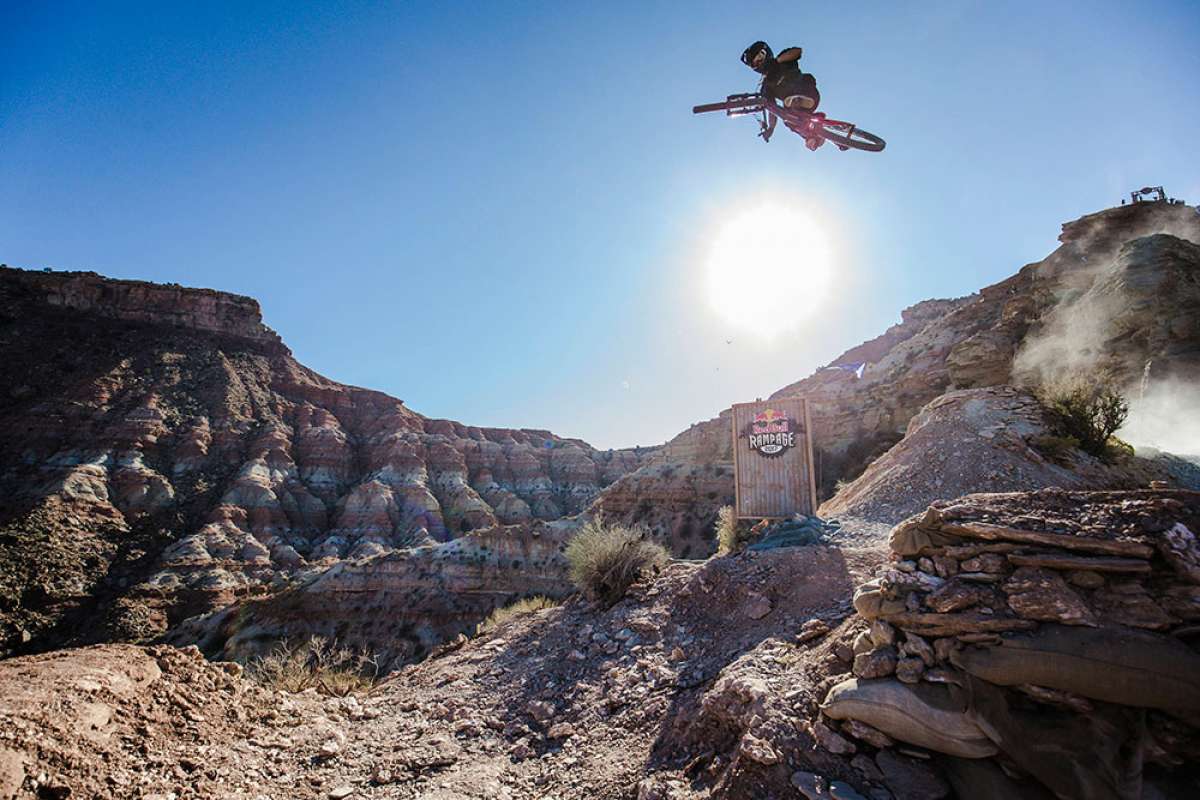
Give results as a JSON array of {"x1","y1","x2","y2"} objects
[{"x1": 698, "y1": 93, "x2": 858, "y2": 139}]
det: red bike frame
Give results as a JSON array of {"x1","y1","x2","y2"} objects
[
  {"x1": 715, "y1": 93, "x2": 848, "y2": 139},
  {"x1": 692, "y1": 92, "x2": 885, "y2": 152}
]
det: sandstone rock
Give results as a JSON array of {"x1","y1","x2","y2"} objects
[
  {"x1": 853, "y1": 632, "x2": 875, "y2": 655},
  {"x1": 959, "y1": 553, "x2": 1007, "y2": 574},
  {"x1": 843, "y1": 719, "x2": 895, "y2": 749},
  {"x1": 738, "y1": 733, "x2": 780, "y2": 764},
  {"x1": 799, "y1": 618, "x2": 832, "y2": 643},
  {"x1": 899, "y1": 634, "x2": 935, "y2": 667},
  {"x1": 1007, "y1": 552, "x2": 1150, "y2": 573},
  {"x1": 895, "y1": 657, "x2": 925, "y2": 684},
  {"x1": 853, "y1": 647, "x2": 898, "y2": 679},
  {"x1": 1159, "y1": 522, "x2": 1200, "y2": 584},
  {"x1": 811, "y1": 721, "x2": 857, "y2": 755},
  {"x1": 1002, "y1": 567, "x2": 1096, "y2": 626},
  {"x1": 743, "y1": 593, "x2": 773, "y2": 620},
  {"x1": 547, "y1": 722, "x2": 575, "y2": 739},
  {"x1": 932, "y1": 638, "x2": 957, "y2": 662},
  {"x1": 870, "y1": 620, "x2": 897, "y2": 647},
  {"x1": 925, "y1": 580, "x2": 990, "y2": 614}
]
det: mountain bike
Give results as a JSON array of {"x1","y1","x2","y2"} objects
[{"x1": 693, "y1": 93, "x2": 886, "y2": 152}]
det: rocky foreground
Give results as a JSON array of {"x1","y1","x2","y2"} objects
[{"x1": 3, "y1": 489, "x2": 1197, "y2": 799}]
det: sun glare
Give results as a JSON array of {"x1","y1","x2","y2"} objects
[{"x1": 706, "y1": 204, "x2": 833, "y2": 338}]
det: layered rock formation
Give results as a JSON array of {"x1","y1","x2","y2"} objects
[
  {"x1": 172, "y1": 519, "x2": 581, "y2": 667},
  {"x1": 0, "y1": 267, "x2": 650, "y2": 657},
  {"x1": 817, "y1": 489, "x2": 1200, "y2": 799},
  {"x1": 597, "y1": 199, "x2": 1200, "y2": 535}
]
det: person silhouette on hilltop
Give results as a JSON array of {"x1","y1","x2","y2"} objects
[{"x1": 741, "y1": 41, "x2": 822, "y2": 150}]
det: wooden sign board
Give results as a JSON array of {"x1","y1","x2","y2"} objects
[{"x1": 731, "y1": 397, "x2": 818, "y2": 519}]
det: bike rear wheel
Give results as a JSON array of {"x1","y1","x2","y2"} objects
[{"x1": 816, "y1": 121, "x2": 886, "y2": 152}]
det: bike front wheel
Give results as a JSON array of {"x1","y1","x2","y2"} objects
[{"x1": 816, "y1": 121, "x2": 886, "y2": 152}]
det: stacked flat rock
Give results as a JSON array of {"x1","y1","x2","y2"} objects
[{"x1": 821, "y1": 489, "x2": 1200, "y2": 800}]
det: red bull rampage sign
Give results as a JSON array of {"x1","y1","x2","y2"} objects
[
  {"x1": 747, "y1": 408, "x2": 796, "y2": 457},
  {"x1": 732, "y1": 398, "x2": 818, "y2": 519}
]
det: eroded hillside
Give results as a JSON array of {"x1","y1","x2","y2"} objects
[{"x1": 0, "y1": 269, "x2": 652, "y2": 657}]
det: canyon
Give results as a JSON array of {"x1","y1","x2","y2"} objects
[{"x1": 1, "y1": 197, "x2": 1199, "y2": 798}]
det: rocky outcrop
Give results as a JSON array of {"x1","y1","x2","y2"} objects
[
  {"x1": 819, "y1": 386, "x2": 1181, "y2": 524},
  {"x1": 596, "y1": 199, "x2": 1200, "y2": 533},
  {"x1": 825, "y1": 489, "x2": 1200, "y2": 800},
  {"x1": 172, "y1": 519, "x2": 579, "y2": 667},
  {"x1": 11, "y1": 267, "x2": 284, "y2": 347},
  {"x1": 0, "y1": 267, "x2": 651, "y2": 657}
]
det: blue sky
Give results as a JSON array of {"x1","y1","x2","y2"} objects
[{"x1": 3, "y1": 1, "x2": 1198, "y2": 448}]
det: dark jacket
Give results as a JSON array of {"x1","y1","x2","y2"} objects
[{"x1": 759, "y1": 47, "x2": 818, "y2": 107}]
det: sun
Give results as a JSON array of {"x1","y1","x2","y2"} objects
[{"x1": 706, "y1": 204, "x2": 833, "y2": 338}]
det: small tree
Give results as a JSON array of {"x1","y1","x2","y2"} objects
[{"x1": 1038, "y1": 377, "x2": 1129, "y2": 461}]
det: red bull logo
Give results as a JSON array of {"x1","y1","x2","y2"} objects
[{"x1": 747, "y1": 408, "x2": 795, "y2": 457}]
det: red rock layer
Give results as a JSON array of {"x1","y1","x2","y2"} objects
[{"x1": 0, "y1": 267, "x2": 650, "y2": 655}]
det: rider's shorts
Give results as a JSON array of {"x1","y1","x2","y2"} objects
[{"x1": 773, "y1": 73, "x2": 820, "y2": 111}]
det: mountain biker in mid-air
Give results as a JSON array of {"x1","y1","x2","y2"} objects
[{"x1": 741, "y1": 41, "x2": 822, "y2": 150}]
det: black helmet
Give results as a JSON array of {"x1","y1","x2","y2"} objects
[{"x1": 741, "y1": 41, "x2": 772, "y2": 69}]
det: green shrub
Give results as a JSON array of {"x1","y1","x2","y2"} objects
[
  {"x1": 1037, "y1": 378, "x2": 1129, "y2": 461},
  {"x1": 475, "y1": 595, "x2": 559, "y2": 636},
  {"x1": 248, "y1": 636, "x2": 380, "y2": 697},
  {"x1": 714, "y1": 505, "x2": 758, "y2": 555},
  {"x1": 565, "y1": 519, "x2": 669, "y2": 606}
]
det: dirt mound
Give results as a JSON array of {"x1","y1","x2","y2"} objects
[
  {"x1": 0, "y1": 643, "x2": 335, "y2": 800},
  {"x1": 820, "y1": 386, "x2": 1179, "y2": 525},
  {"x1": 0, "y1": 543, "x2": 879, "y2": 800}
]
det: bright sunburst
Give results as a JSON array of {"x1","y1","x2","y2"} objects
[{"x1": 706, "y1": 204, "x2": 833, "y2": 338}]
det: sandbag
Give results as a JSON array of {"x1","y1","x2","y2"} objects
[
  {"x1": 820, "y1": 677, "x2": 998, "y2": 758},
  {"x1": 950, "y1": 624, "x2": 1200, "y2": 711},
  {"x1": 951, "y1": 673, "x2": 1146, "y2": 800},
  {"x1": 940, "y1": 757, "x2": 1056, "y2": 800},
  {"x1": 889, "y1": 516, "x2": 959, "y2": 556}
]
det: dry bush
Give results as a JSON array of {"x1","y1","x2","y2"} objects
[
  {"x1": 475, "y1": 595, "x2": 559, "y2": 636},
  {"x1": 714, "y1": 506, "x2": 757, "y2": 555},
  {"x1": 248, "y1": 636, "x2": 380, "y2": 697},
  {"x1": 1037, "y1": 377, "x2": 1129, "y2": 461},
  {"x1": 1030, "y1": 434, "x2": 1081, "y2": 466},
  {"x1": 565, "y1": 519, "x2": 669, "y2": 606}
]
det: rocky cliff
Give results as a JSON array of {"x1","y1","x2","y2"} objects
[
  {"x1": 0, "y1": 267, "x2": 651, "y2": 657},
  {"x1": 595, "y1": 200, "x2": 1200, "y2": 537}
]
